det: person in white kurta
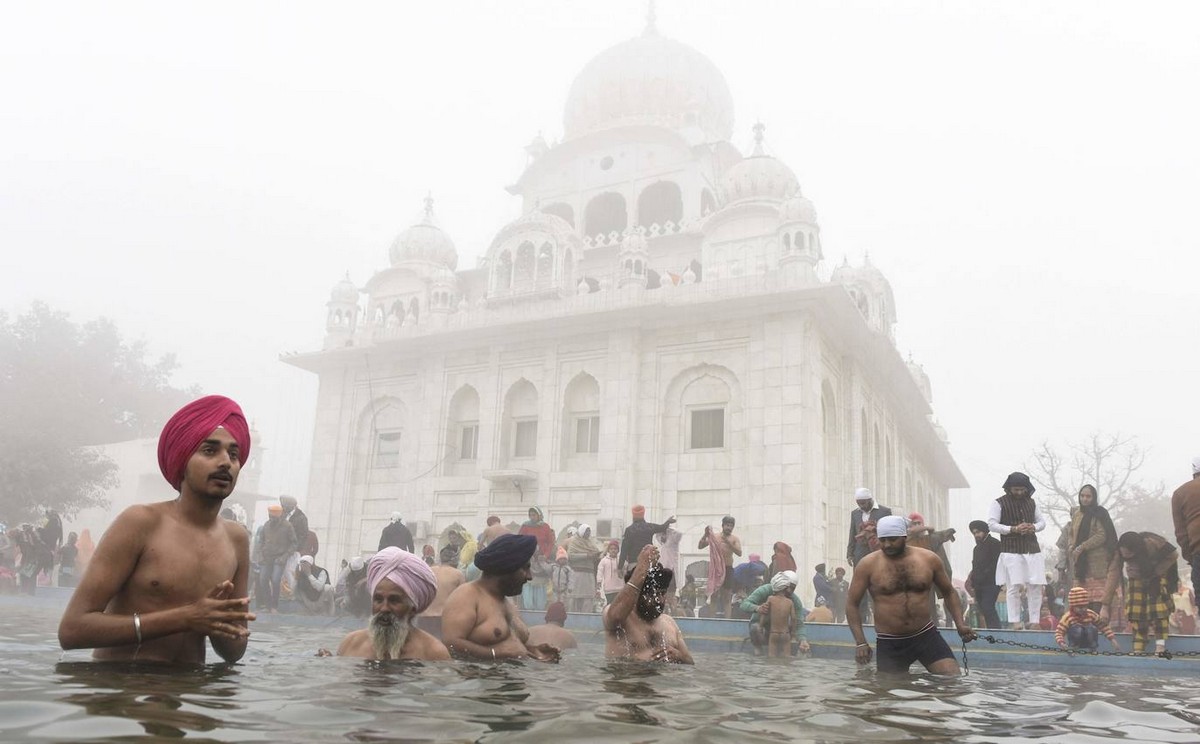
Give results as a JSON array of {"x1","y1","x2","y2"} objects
[{"x1": 987, "y1": 472, "x2": 1047, "y2": 629}]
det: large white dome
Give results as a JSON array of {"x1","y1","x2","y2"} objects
[
  {"x1": 389, "y1": 198, "x2": 458, "y2": 270},
  {"x1": 563, "y1": 29, "x2": 735, "y2": 143}
]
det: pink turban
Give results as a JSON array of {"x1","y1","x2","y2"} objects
[
  {"x1": 157, "y1": 395, "x2": 251, "y2": 491},
  {"x1": 368, "y1": 547, "x2": 438, "y2": 613}
]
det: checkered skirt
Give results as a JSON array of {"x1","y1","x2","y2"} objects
[{"x1": 1125, "y1": 576, "x2": 1174, "y2": 622}]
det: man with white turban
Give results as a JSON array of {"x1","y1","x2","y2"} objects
[
  {"x1": 327, "y1": 547, "x2": 449, "y2": 660},
  {"x1": 847, "y1": 515, "x2": 976, "y2": 675},
  {"x1": 739, "y1": 570, "x2": 810, "y2": 655}
]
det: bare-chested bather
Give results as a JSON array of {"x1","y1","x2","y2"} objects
[
  {"x1": 603, "y1": 544, "x2": 694, "y2": 664},
  {"x1": 440, "y1": 533, "x2": 559, "y2": 662},
  {"x1": 329, "y1": 547, "x2": 449, "y2": 661},
  {"x1": 847, "y1": 515, "x2": 975, "y2": 675},
  {"x1": 58, "y1": 396, "x2": 256, "y2": 664}
]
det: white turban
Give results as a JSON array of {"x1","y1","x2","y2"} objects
[
  {"x1": 578, "y1": 523, "x2": 592, "y2": 537},
  {"x1": 877, "y1": 515, "x2": 909, "y2": 538},
  {"x1": 854, "y1": 487, "x2": 872, "y2": 502},
  {"x1": 298, "y1": 555, "x2": 314, "y2": 565},
  {"x1": 771, "y1": 570, "x2": 798, "y2": 592},
  {"x1": 348, "y1": 555, "x2": 365, "y2": 571},
  {"x1": 391, "y1": 511, "x2": 402, "y2": 523},
  {"x1": 1192, "y1": 456, "x2": 1200, "y2": 475}
]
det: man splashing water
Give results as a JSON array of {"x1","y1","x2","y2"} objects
[{"x1": 602, "y1": 544, "x2": 694, "y2": 663}]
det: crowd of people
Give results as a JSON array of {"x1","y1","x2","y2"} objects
[
  {"x1": 29, "y1": 394, "x2": 1200, "y2": 677},
  {"x1": 0, "y1": 510, "x2": 94, "y2": 595}
]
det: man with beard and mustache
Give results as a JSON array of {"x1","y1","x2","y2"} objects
[
  {"x1": 603, "y1": 544, "x2": 694, "y2": 663},
  {"x1": 847, "y1": 516, "x2": 975, "y2": 675},
  {"x1": 58, "y1": 396, "x2": 256, "y2": 664},
  {"x1": 440, "y1": 533, "x2": 561, "y2": 661},
  {"x1": 987, "y1": 472, "x2": 1047, "y2": 629},
  {"x1": 327, "y1": 547, "x2": 449, "y2": 660},
  {"x1": 967, "y1": 520, "x2": 1003, "y2": 629}
]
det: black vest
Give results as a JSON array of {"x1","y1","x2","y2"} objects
[{"x1": 996, "y1": 494, "x2": 1040, "y2": 554}]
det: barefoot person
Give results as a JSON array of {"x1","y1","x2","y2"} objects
[
  {"x1": 441, "y1": 533, "x2": 560, "y2": 661},
  {"x1": 603, "y1": 544, "x2": 694, "y2": 664},
  {"x1": 58, "y1": 395, "x2": 256, "y2": 663},
  {"x1": 847, "y1": 515, "x2": 976, "y2": 675},
  {"x1": 328, "y1": 547, "x2": 449, "y2": 660}
]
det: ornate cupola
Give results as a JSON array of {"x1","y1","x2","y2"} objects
[
  {"x1": 617, "y1": 228, "x2": 650, "y2": 288},
  {"x1": 324, "y1": 272, "x2": 359, "y2": 348}
]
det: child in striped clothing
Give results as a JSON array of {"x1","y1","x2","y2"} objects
[{"x1": 1056, "y1": 586, "x2": 1119, "y2": 651}]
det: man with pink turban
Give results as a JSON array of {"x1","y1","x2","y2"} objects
[
  {"x1": 59, "y1": 395, "x2": 256, "y2": 664},
  {"x1": 326, "y1": 547, "x2": 449, "y2": 660}
]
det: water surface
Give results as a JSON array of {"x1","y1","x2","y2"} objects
[{"x1": 3, "y1": 601, "x2": 1199, "y2": 742}]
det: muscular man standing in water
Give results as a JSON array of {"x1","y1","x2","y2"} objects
[
  {"x1": 58, "y1": 396, "x2": 256, "y2": 664},
  {"x1": 847, "y1": 515, "x2": 975, "y2": 674},
  {"x1": 440, "y1": 533, "x2": 560, "y2": 661},
  {"x1": 603, "y1": 544, "x2": 694, "y2": 664}
]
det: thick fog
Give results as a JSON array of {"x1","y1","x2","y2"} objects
[{"x1": 2, "y1": 1, "x2": 1198, "y2": 574}]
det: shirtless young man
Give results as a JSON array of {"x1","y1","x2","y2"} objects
[
  {"x1": 425, "y1": 546, "x2": 466, "y2": 617},
  {"x1": 766, "y1": 593, "x2": 796, "y2": 658},
  {"x1": 329, "y1": 547, "x2": 449, "y2": 661},
  {"x1": 698, "y1": 516, "x2": 742, "y2": 617},
  {"x1": 440, "y1": 533, "x2": 560, "y2": 662},
  {"x1": 525, "y1": 601, "x2": 578, "y2": 651},
  {"x1": 603, "y1": 544, "x2": 694, "y2": 664},
  {"x1": 58, "y1": 396, "x2": 256, "y2": 664},
  {"x1": 847, "y1": 515, "x2": 976, "y2": 675}
]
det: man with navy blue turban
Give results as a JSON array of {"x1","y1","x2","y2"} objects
[{"x1": 440, "y1": 533, "x2": 560, "y2": 662}]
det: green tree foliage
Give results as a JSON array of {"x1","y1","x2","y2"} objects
[{"x1": 0, "y1": 302, "x2": 197, "y2": 522}]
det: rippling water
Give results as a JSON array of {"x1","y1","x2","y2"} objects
[{"x1": 3, "y1": 601, "x2": 1199, "y2": 742}]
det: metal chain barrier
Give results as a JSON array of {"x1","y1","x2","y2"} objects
[{"x1": 975, "y1": 634, "x2": 1200, "y2": 660}]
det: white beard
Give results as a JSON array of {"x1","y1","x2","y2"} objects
[{"x1": 369, "y1": 610, "x2": 414, "y2": 660}]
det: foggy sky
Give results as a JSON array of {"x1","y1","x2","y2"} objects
[{"x1": 2, "y1": 1, "x2": 1198, "y2": 575}]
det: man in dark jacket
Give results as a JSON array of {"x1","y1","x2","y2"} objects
[
  {"x1": 281, "y1": 495, "x2": 312, "y2": 556},
  {"x1": 846, "y1": 488, "x2": 891, "y2": 567},
  {"x1": 968, "y1": 519, "x2": 1003, "y2": 628},
  {"x1": 618, "y1": 505, "x2": 676, "y2": 572},
  {"x1": 379, "y1": 512, "x2": 415, "y2": 552}
]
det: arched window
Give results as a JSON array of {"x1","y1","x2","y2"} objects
[
  {"x1": 821, "y1": 381, "x2": 840, "y2": 496},
  {"x1": 495, "y1": 251, "x2": 513, "y2": 291},
  {"x1": 634, "y1": 259, "x2": 643, "y2": 276},
  {"x1": 536, "y1": 242, "x2": 554, "y2": 283},
  {"x1": 369, "y1": 403, "x2": 405, "y2": 470},
  {"x1": 782, "y1": 233, "x2": 791, "y2": 252},
  {"x1": 584, "y1": 192, "x2": 627, "y2": 237},
  {"x1": 637, "y1": 181, "x2": 683, "y2": 229},
  {"x1": 873, "y1": 425, "x2": 883, "y2": 498},
  {"x1": 501, "y1": 380, "x2": 539, "y2": 463},
  {"x1": 795, "y1": 232, "x2": 806, "y2": 251},
  {"x1": 682, "y1": 374, "x2": 731, "y2": 450},
  {"x1": 445, "y1": 386, "x2": 480, "y2": 474},
  {"x1": 700, "y1": 188, "x2": 717, "y2": 217},
  {"x1": 374, "y1": 306, "x2": 385, "y2": 325},
  {"x1": 560, "y1": 373, "x2": 601, "y2": 468},
  {"x1": 514, "y1": 242, "x2": 535, "y2": 285},
  {"x1": 860, "y1": 410, "x2": 870, "y2": 489},
  {"x1": 543, "y1": 202, "x2": 574, "y2": 228},
  {"x1": 408, "y1": 298, "x2": 420, "y2": 323}
]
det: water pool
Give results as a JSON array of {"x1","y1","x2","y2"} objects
[{"x1": 3, "y1": 598, "x2": 1199, "y2": 742}]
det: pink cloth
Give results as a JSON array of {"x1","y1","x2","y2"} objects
[
  {"x1": 368, "y1": 547, "x2": 438, "y2": 613},
  {"x1": 157, "y1": 395, "x2": 250, "y2": 491},
  {"x1": 706, "y1": 539, "x2": 726, "y2": 601}
]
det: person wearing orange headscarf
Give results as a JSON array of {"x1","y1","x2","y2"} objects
[{"x1": 58, "y1": 395, "x2": 256, "y2": 664}]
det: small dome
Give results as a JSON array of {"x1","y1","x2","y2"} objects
[
  {"x1": 779, "y1": 192, "x2": 817, "y2": 224},
  {"x1": 430, "y1": 265, "x2": 458, "y2": 286},
  {"x1": 563, "y1": 25, "x2": 734, "y2": 143},
  {"x1": 329, "y1": 273, "x2": 358, "y2": 304},
  {"x1": 719, "y1": 124, "x2": 798, "y2": 204},
  {"x1": 389, "y1": 196, "x2": 458, "y2": 270}
]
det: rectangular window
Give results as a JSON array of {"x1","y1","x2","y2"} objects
[
  {"x1": 690, "y1": 407, "x2": 725, "y2": 449},
  {"x1": 513, "y1": 419, "x2": 538, "y2": 458},
  {"x1": 575, "y1": 415, "x2": 600, "y2": 454},
  {"x1": 374, "y1": 431, "x2": 402, "y2": 468},
  {"x1": 459, "y1": 424, "x2": 478, "y2": 461}
]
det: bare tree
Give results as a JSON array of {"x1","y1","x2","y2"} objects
[{"x1": 1026, "y1": 432, "x2": 1165, "y2": 532}]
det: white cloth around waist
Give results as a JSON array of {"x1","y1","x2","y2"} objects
[{"x1": 995, "y1": 552, "x2": 1047, "y2": 586}]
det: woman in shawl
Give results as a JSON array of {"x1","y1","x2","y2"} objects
[
  {"x1": 1102, "y1": 531, "x2": 1179, "y2": 654},
  {"x1": 767, "y1": 541, "x2": 797, "y2": 579},
  {"x1": 1057, "y1": 485, "x2": 1120, "y2": 617},
  {"x1": 519, "y1": 506, "x2": 555, "y2": 559}
]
